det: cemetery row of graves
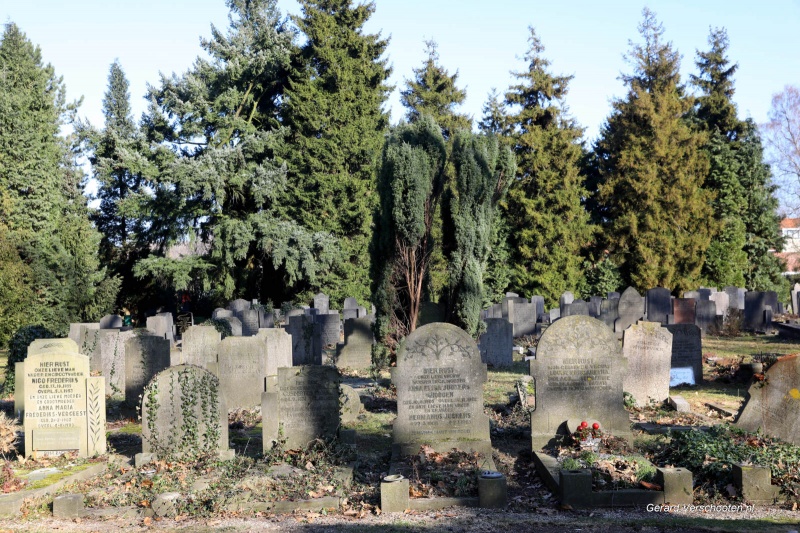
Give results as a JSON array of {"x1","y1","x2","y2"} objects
[{"x1": 2, "y1": 284, "x2": 800, "y2": 523}]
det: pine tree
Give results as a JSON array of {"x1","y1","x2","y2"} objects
[
  {"x1": 502, "y1": 27, "x2": 594, "y2": 307},
  {"x1": 592, "y1": 9, "x2": 715, "y2": 294},
  {"x1": 691, "y1": 28, "x2": 742, "y2": 140},
  {"x1": 281, "y1": 0, "x2": 392, "y2": 307},
  {"x1": 138, "y1": 0, "x2": 338, "y2": 305},
  {"x1": 0, "y1": 23, "x2": 117, "y2": 336},
  {"x1": 400, "y1": 40, "x2": 471, "y2": 139},
  {"x1": 371, "y1": 116, "x2": 447, "y2": 348},
  {"x1": 442, "y1": 131, "x2": 515, "y2": 336},
  {"x1": 478, "y1": 89, "x2": 508, "y2": 136}
]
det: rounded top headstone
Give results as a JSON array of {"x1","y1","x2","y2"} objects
[
  {"x1": 397, "y1": 322, "x2": 480, "y2": 366},
  {"x1": 537, "y1": 315, "x2": 619, "y2": 358}
]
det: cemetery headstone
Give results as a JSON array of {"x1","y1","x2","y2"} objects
[
  {"x1": 607, "y1": 292, "x2": 620, "y2": 300},
  {"x1": 664, "y1": 324, "x2": 702, "y2": 385},
  {"x1": 125, "y1": 335, "x2": 171, "y2": 407},
  {"x1": 683, "y1": 290, "x2": 700, "y2": 300},
  {"x1": 530, "y1": 315, "x2": 631, "y2": 449},
  {"x1": 220, "y1": 316, "x2": 243, "y2": 337},
  {"x1": 531, "y1": 296, "x2": 545, "y2": 318},
  {"x1": 336, "y1": 317, "x2": 373, "y2": 369},
  {"x1": 615, "y1": 287, "x2": 645, "y2": 335},
  {"x1": 622, "y1": 322, "x2": 672, "y2": 407},
  {"x1": 736, "y1": 354, "x2": 800, "y2": 445},
  {"x1": 287, "y1": 315, "x2": 321, "y2": 365},
  {"x1": 563, "y1": 299, "x2": 590, "y2": 317},
  {"x1": 229, "y1": 299, "x2": 250, "y2": 315},
  {"x1": 342, "y1": 308, "x2": 358, "y2": 322},
  {"x1": 599, "y1": 298, "x2": 619, "y2": 330},
  {"x1": 343, "y1": 297, "x2": 359, "y2": 310},
  {"x1": 559, "y1": 291, "x2": 575, "y2": 316},
  {"x1": 709, "y1": 291, "x2": 730, "y2": 317},
  {"x1": 792, "y1": 283, "x2": 800, "y2": 315},
  {"x1": 21, "y1": 348, "x2": 105, "y2": 457},
  {"x1": 146, "y1": 313, "x2": 175, "y2": 344},
  {"x1": 672, "y1": 298, "x2": 696, "y2": 325},
  {"x1": 744, "y1": 291, "x2": 767, "y2": 332},
  {"x1": 27, "y1": 338, "x2": 79, "y2": 356},
  {"x1": 98, "y1": 314, "x2": 123, "y2": 330},
  {"x1": 255, "y1": 328, "x2": 293, "y2": 378},
  {"x1": 313, "y1": 293, "x2": 330, "y2": 314},
  {"x1": 391, "y1": 323, "x2": 493, "y2": 462},
  {"x1": 478, "y1": 318, "x2": 513, "y2": 368},
  {"x1": 317, "y1": 312, "x2": 342, "y2": 347},
  {"x1": 508, "y1": 300, "x2": 537, "y2": 337},
  {"x1": 549, "y1": 308, "x2": 560, "y2": 322},
  {"x1": 340, "y1": 384, "x2": 362, "y2": 424},
  {"x1": 181, "y1": 325, "x2": 222, "y2": 368},
  {"x1": 240, "y1": 309, "x2": 260, "y2": 336},
  {"x1": 646, "y1": 288, "x2": 672, "y2": 324},
  {"x1": 724, "y1": 287, "x2": 745, "y2": 310},
  {"x1": 589, "y1": 296, "x2": 603, "y2": 318},
  {"x1": 257, "y1": 306, "x2": 274, "y2": 328},
  {"x1": 697, "y1": 288, "x2": 712, "y2": 301},
  {"x1": 141, "y1": 365, "x2": 229, "y2": 459},
  {"x1": 695, "y1": 300, "x2": 718, "y2": 335},
  {"x1": 68, "y1": 323, "x2": 97, "y2": 347},
  {"x1": 262, "y1": 366, "x2": 340, "y2": 450},
  {"x1": 97, "y1": 329, "x2": 137, "y2": 398},
  {"x1": 217, "y1": 337, "x2": 269, "y2": 410},
  {"x1": 212, "y1": 308, "x2": 233, "y2": 320}
]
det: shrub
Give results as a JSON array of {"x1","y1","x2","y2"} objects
[{"x1": 4, "y1": 325, "x2": 56, "y2": 395}]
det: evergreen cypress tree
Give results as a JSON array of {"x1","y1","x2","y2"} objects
[
  {"x1": 502, "y1": 27, "x2": 593, "y2": 307},
  {"x1": 592, "y1": 9, "x2": 715, "y2": 294},
  {"x1": 281, "y1": 0, "x2": 392, "y2": 307},
  {"x1": 442, "y1": 131, "x2": 515, "y2": 336}
]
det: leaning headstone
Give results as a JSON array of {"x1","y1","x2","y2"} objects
[
  {"x1": 141, "y1": 366, "x2": 229, "y2": 459},
  {"x1": 664, "y1": 324, "x2": 702, "y2": 386},
  {"x1": 240, "y1": 309, "x2": 260, "y2": 337},
  {"x1": 622, "y1": 322, "x2": 672, "y2": 407},
  {"x1": 262, "y1": 366, "x2": 340, "y2": 450},
  {"x1": 736, "y1": 354, "x2": 800, "y2": 445},
  {"x1": 508, "y1": 300, "x2": 537, "y2": 337},
  {"x1": 125, "y1": 335, "x2": 171, "y2": 407},
  {"x1": 336, "y1": 317, "x2": 373, "y2": 369},
  {"x1": 478, "y1": 318, "x2": 513, "y2": 368},
  {"x1": 615, "y1": 287, "x2": 645, "y2": 335},
  {"x1": 255, "y1": 328, "x2": 293, "y2": 377},
  {"x1": 217, "y1": 337, "x2": 269, "y2": 410},
  {"x1": 21, "y1": 348, "x2": 105, "y2": 457},
  {"x1": 181, "y1": 325, "x2": 222, "y2": 368},
  {"x1": 530, "y1": 315, "x2": 631, "y2": 450},
  {"x1": 313, "y1": 293, "x2": 330, "y2": 314},
  {"x1": 391, "y1": 323, "x2": 493, "y2": 463},
  {"x1": 287, "y1": 315, "x2": 321, "y2": 365},
  {"x1": 672, "y1": 298, "x2": 696, "y2": 325},
  {"x1": 646, "y1": 288, "x2": 672, "y2": 324},
  {"x1": 98, "y1": 314, "x2": 123, "y2": 330},
  {"x1": 220, "y1": 316, "x2": 243, "y2": 337},
  {"x1": 695, "y1": 300, "x2": 718, "y2": 336},
  {"x1": 317, "y1": 312, "x2": 342, "y2": 347}
]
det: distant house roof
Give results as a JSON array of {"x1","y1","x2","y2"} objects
[{"x1": 781, "y1": 218, "x2": 800, "y2": 229}]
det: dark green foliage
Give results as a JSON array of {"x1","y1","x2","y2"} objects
[
  {"x1": 478, "y1": 89, "x2": 508, "y2": 136},
  {"x1": 690, "y1": 27, "x2": 742, "y2": 140},
  {"x1": 281, "y1": 0, "x2": 392, "y2": 306},
  {"x1": 590, "y1": 9, "x2": 715, "y2": 294},
  {"x1": 401, "y1": 40, "x2": 471, "y2": 139},
  {"x1": 502, "y1": 27, "x2": 594, "y2": 308},
  {"x1": 442, "y1": 131, "x2": 515, "y2": 336},
  {"x1": 578, "y1": 254, "x2": 623, "y2": 299},
  {"x1": 139, "y1": 0, "x2": 339, "y2": 306},
  {"x1": 0, "y1": 23, "x2": 117, "y2": 338},
  {"x1": 372, "y1": 116, "x2": 447, "y2": 347},
  {"x1": 4, "y1": 325, "x2": 56, "y2": 395},
  {"x1": 0, "y1": 226, "x2": 35, "y2": 347}
]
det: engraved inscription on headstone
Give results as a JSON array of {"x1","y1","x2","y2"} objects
[
  {"x1": 664, "y1": 324, "x2": 702, "y2": 385},
  {"x1": 622, "y1": 322, "x2": 672, "y2": 407},
  {"x1": 217, "y1": 337, "x2": 268, "y2": 410},
  {"x1": 181, "y1": 325, "x2": 222, "y2": 368},
  {"x1": 736, "y1": 354, "x2": 800, "y2": 444}
]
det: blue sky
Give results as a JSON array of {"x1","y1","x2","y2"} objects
[{"x1": 4, "y1": 0, "x2": 800, "y2": 144}]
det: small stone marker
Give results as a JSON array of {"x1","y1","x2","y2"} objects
[
  {"x1": 262, "y1": 366, "x2": 341, "y2": 450},
  {"x1": 615, "y1": 287, "x2": 645, "y2": 335},
  {"x1": 646, "y1": 288, "x2": 672, "y2": 324},
  {"x1": 336, "y1": 317, "x2": 373, "y2": 369},
  {"x1": 622, "y1": 322, "x2": 672, "y2": 407},
  {"x1": 216, "y1": 337, "x2": 269, "y2": 410},
  {"x1": 181, "y1": 325, "x2": 222, "y2": 368},
  {"x1": 664, "y1": 324, "x2": 702, "y2": 386},
  {"x1": 21, "y1": 348, "x2": 106, "y2": 457},
  {"x1": 141, "y1": 365, "x2": 229, "y2": 459},
  {"x1": 479, "y1": 318, "x2": 513, "y2": 368},
  {"x1": 391, "y1": 323, "x2": 493, "y2": 462},
  {"x1": 125, "y1": 335, "x2": 171, "y2": 407},
  {"x1": 340, "y1": 384, "x2": 362, "y2": 424},
  {"x1": 736, "y1": 354, "x2": 800, "y2": 445},
  {"x1": 530, "y1": 315, "x2": 631, "y2": 449}
]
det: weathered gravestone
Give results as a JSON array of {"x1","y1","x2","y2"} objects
[
  {"x1": 563, "y1": 300, "x2": 590, "y2": 317},
  {"x1": 724, "y1": 286, "x2": 745, "y2": 310},
  {"x1": 343, "y1": 297, "x2": 359, "y2": 310},
  {"x1": 697, "y1": 288, "x2": 712, "y2": 301},
  {"x1": 559, "y1": 291, "x2": 575, "y2": 316},
  {"x1": 615, "y1": 287, "x2": 645, "y2": 336},
  {"x1": 672, "y1": 298, "x2": 696, "y2": 325},
  {"x1": 549, "y1": 308, "x2": 560, "y2": 322},
  {"x1": 736, "y1": 354, "x2": 800, "y2": 444},
  {"x1": 255, "y1": 329, "x2": 293, "y2": 378},
  {"x1": 478, "y1": 318, "x2": 513, "y2": 368},
  {"x1": 695, "y1": 300, "x2": 718, "y2": 336},
  {"x1": 336, "y1": 317, "x2": 373, "y2": 369},
  {"x1": 530, "y1": 315, "x2": 631, "y2": 450},
  {"x1": 216, "y1": 337, "x2": 269, "y2": 410},
  {"x1": 622, "y1": 322, "x2": 672, "y2": 407},
  {"x1": 181, "y1": 325, "x2": 222, "y2": 368},
  {"x1": 140, "y1": 365, "x2": 230, "y2": 459},
  {"x1": 27, "y1": 338, "x2": 80, "y2": 356},
  {"x1": 220, "y1": 316, "x2": 243, "y2": 337},
  {"x1": 589, "y1": 296, "x2": 603, "y2": 318},
  {"x1": 340, "y1": 384, "x2": 362, "y2": 424},
  {"x1": 125, "y1": 335, "x2": 171, "y2": 406},
  {"x1": 607, "y1": 292, "x2": 620, "y2": 300},
  {"x1": 98, "y1": 314, "x2": 123, "y2": 330},
  {"x1": 709, "y1": 291, "x2": 730, "y2": 317},
  {"x1": 212, "y1": 308, "x2": 233, "y2": 320},
  {"x1": 317, "y1": 312, "x2": 342, "y2": 347},
  {"x1": 228, "y1": 298, "x2": 250, "y2": 315},
  {"x1": 599, "y1": 299, "x2": 619, "y2": 330},
  {"x1": 531, "y1": 296, "x2": 545, "y2": 319},
  {"x1": 508, "y1": 300, "x2": 537, "y2": 337},
  {"x1": 792, "y1": 283, "x2": 800, "y2": 315},
  {"x1": 146, "y1": 313, "x2": 175, "y2": 344},
  {"x1": 684, "y1": 290, "x2": 700, "y2": 301},
  {"x1": 646, "y1": 288, "x2": 672, "y2": 324},
  {"x1": 313, "y1": 293, "x2": 330, "y2": 314},
  {"x1": 262, "y1": 366, "x2": 340, "y2": 450},
  {"x1": 664, "y1": 324, "x2": 702, "y2": 386},
  {"x1": 744, "y1": 291, "x2": 768, "y2": 332},
  {"x1": 68, "y1": 323, "x2": 97, "y2": 347},
  {"x1": 239, "y1": 309, "x2": 260, "y2": 337},
  {"x1": 97, "y1": 329, "x2": 137, "y2": 398},
  {"x1": 20, "y1": 347, "x2": 106, "y2": 457},
  {"x1": 288, "y1": 315, "x2": 321, "y2": 365},
  {"x1": 391, "y1": 323, "x2": 493, "y2": 465},
  {"x1": 257, "y1": 307, "x2": 274, "y2": 328}
]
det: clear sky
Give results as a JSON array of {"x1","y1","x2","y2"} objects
[{"x1": 4, "y1": 0, "x2": 800, "y2": 144}]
